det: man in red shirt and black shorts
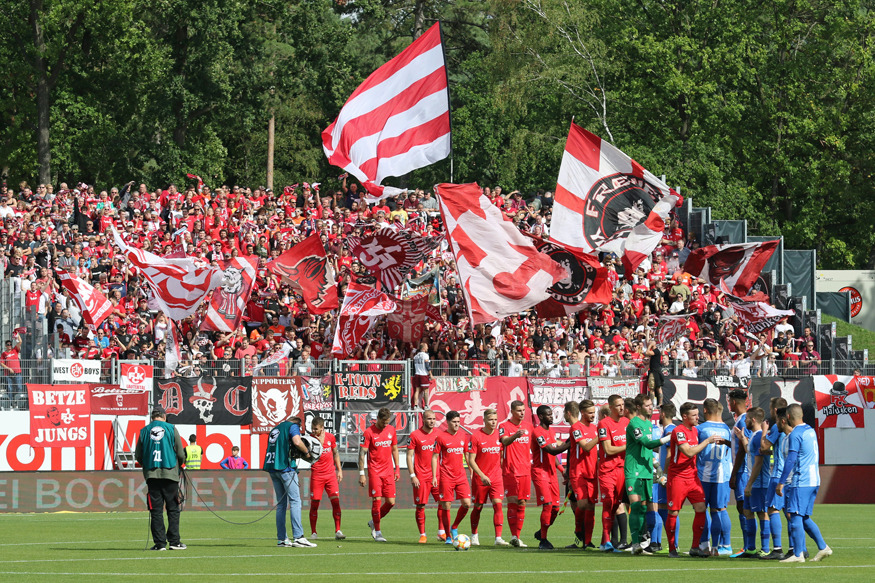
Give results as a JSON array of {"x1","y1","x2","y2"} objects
[
  {"x1": 467, "y1": 408, "x2": 509, "y2": 546},
  {"x1": 358, "y1": 407, "x2": 400, "y2": 542},
  {"x1": 431, "y1": 410, "x2": 472, "y2": 544},
  {"x1": 308, "y1": 417, "x2": 344, "y2": 540},
  {"x1": 564, "y1": 399, "x2": 600, "y2": 549},
  {"x1": 666, "y1": 402, "x2": 724, "y2": 558},
  {"x1": 598, "y1": 394, "x2": 628, "y2": 552},
  {"x1": 407, "y1": 409, "x2": 440, "y2": 543},
  {"x1": 499, "y1": 400, "x2": 534, "y2": 547},
  {"x1": 531, "y1": 405, "x2": 572, "y2": 549}
]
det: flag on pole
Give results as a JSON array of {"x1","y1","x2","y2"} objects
[
  {"x1": 201, "y1": 256, "x2": 258, "y2": 332},
  {"x1": 685, "y1": 241, "x2": 779, "y2": 296},
  {"x1": 322, "y1": 23, "x2": 451, "y2": 201},
  {"x1": 436, "y1": 182, "x2": 566, "y2": 325},
  {"x1": 56, "y1": 271, "x2": 113, "y2": 328},
  {"x1": 331, "y1": 282, "x2": 397, "y2": 358},
  {"x1": 267, "y1": 235, "x2": 339, "y2": 314},
  {"x1": 112, "y1": 226, "x2": 222, "y2": 320},
  {"x1": 550, "y1": 121, "x2": 681, "y2": 268}
]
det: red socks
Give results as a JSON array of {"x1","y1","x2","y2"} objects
[
  {"x1": 602, "y1": 506, "x2": 614, "y2": 544},
  {"x1": 507, "y1": 503, "x2": 518, "y2": 537},
  {"x1": 452, "y1": 506, "x2": 469, "y2": 529},
  {"x1": 439, "y1": 507, "x2": 451, "y2": 533},
  {"x1": 584, "y1": 509, "x2": 595, "y2": 545},
  {"x1": 667, "y1": 514, "x2": 678, "y2": 551},
  {"x1": 371, "y1": 498, "x2": 382, "y2": 531},
  {"x1": 693, "y1": 511, "x2": 706, "y2": 547},
  {"x1": 309, "y1": 500, "x2": 320, "y2": 533},
  {"x1": 330, "y1": 497, "x2": 341, "y2": 532},
  {"x1": 493, "y1": 501, "x2": 503, "y2": 538},
  {"x1": 415, "y1": 506, "x2": 426, "y2": 535},
  {"x1": 470, "y1": 505, "x2": 482, "y2": 534},
  {"x1": 380, "y1": 501, "x2": 393, "y2": 518},
  {"x1": 540, "y1": 505, "x2": 552, "y2": 539}
]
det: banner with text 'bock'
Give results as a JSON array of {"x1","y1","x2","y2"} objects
[{"x1": 28, "y1": 384, "x2": 91, "y2": 447}]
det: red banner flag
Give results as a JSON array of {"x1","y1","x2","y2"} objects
[
  {"x1": 322, "y1": 23, "x2": 450, "y2": 200},
  {"x1": 656, "y1": 313, "x2": 692, "y2": 349},
  {"x1": 57, "y1": 271, "x2": 113, "y2": 328},
  {"x1": 201, "y1": 256, "x2": 258, "y2": 332},
  {"x1": 814, "y1": 376, "x2": 866, "y2": 429},
  {"x1": 437, "y1": 182, "x2": 566, "y2": 324},
  {"x1": 387, "y1": 296, "x2": 428, "y2": 344},
  {"x1": 89, "y1": 383, "x2": 149, "y2": 415},
  {"x1": 331, "y1": 282, "x2": 397, "y2": 358},
  {"x1": 268, "y1": 235, "x2": 339, "y2": 314},
  {"x1": 28, "y1": 384, "x2": 91, "y2": 447},
  {"x1": 348, "y1": 228, "x2": 442, "y2": 290},
  {"x1": 685, "y1": 241, "x2": 779, "y2": 296},
  {"x1": 250, "y1": 377, "x2": 306, "y2": 434}
]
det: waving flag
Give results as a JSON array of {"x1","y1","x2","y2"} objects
[
  {"x1": 436, "y1": 182, "x2": 565, "y2": 325},
  {"x1": 331, "y1": 282, "x2": 397, "y2": 358},
  {"x1": 322, "y1": 23, "x2": 450, "y2": 201},
  {"x1": 387, "y1": 296, "x2": 428, "y2": 344},
  {"x1": 347, "y1": 228, "x2": 442, "y2": 291},
  {"x1": 201, "y1": 256, "x2": 258, "y2": 332},
  {"x1": 57, "y1": 272, "x2": 113, "y2": 328},
  {"x1": 718, "y1": 279, "x2": 794, "y2": 334},
  {"x1": 551, "y1": 122, "x2": 681, "y2": 266},
  {"x1": 656, "y1": 313, "x2": 692, "y2": 350},
  {"x1": 685, "y1": 241, "x2": 779, "y2": 296},
  {"x1": 111, "y1": 227, "x2": 222, "y2": 320},
  {"x1": 525, "y1": 234, "x2": 611, "y2": 318},
  {"x1": 267, "y1": 235, "x2": 338, "y2": 314}
]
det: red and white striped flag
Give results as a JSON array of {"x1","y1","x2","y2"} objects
[
  {"x1": 436, "y1": 182, "x2": 566, "y2": 325},
  {"x1": 331, "y1": 282, "x2": 397, "y2": 358},
  {"x1": 57, "y1": 271, "x2": 113, "y2": 329},
  {"x1": 201, "y1": 256, "x2": 258, "y2": 332},
  {"x1": 685, "y1": 241, "x2": 779, "y2": 296},
  {"x1": 551, "y1": 122, "x2": 681, "y2": 265},
  {"x1": 322, "y1": 23, "x2": 450, "y2": 201},
  {"x1": 111, "y1": 226, "x2": 222, "y2": 320}
]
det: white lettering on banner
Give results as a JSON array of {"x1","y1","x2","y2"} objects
[
  {"x1": 30, "y1": 390, "x2": 87, "y2": 406},
  {"x1": 667, "y1": 379, "x2": 720, "y2": 409},
  {"x1": 51, "y1": 359, "x2": 102, "y2": 382},
  {"x1": 588, "y1": 377, "x2": 639, "y2": 400}
]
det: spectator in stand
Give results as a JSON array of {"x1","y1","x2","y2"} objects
[{"x1": 800, "y1": 342, "x2": 820, "y2": 375}]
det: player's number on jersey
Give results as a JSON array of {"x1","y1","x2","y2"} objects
[
  {"x1": 153, "y1": 450, "x2": 162, "y2": 463},
  {"x1": 265, "y1": 452, "x2": 276, "y2": 464}
]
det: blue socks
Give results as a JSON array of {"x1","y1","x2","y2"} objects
[
  {"x1": 769, "y1": 512, "x2": 782, "y2": 549},
  {"x1": 745, "y1": 517, "x2": 757, "y2": 551},
  {"x1": 803, "y1": 516, "x2": 826, "y2": 551},
  {"x1": 759, "y1": 517, "x2": 770, "y2": 553},
  {"x1": 646, "y1": 510, "x2": 661, "y2": 544}
]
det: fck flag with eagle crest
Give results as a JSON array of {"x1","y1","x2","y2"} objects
[
  {"x1": 267, "y1": 234, "x2": 339, "y2": 314},
  {"x1": 201, "y1": 256, "x2": 258, "y2": 332},
  {"x1": 550, "y1": 122, "x2": 681, "y2": 272},
  {"x1": 685, "y1": 241, "x2": 779, "y2": 296}
]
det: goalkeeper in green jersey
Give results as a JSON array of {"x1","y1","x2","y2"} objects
[{"x1": 625, "y1": 393, "x2": 672, "y2": 555}]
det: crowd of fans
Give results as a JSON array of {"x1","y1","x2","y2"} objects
[{"x1": 0, "y1": 176, "x2": 816, "y2": 408}]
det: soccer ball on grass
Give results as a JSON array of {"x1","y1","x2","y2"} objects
[{"x1": 453, "y1": 534, "x2": 471, "y2": 551}]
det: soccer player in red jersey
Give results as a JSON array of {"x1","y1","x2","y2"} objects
[
  {"x1": 308, "y1": 417, "x2": 344, "y2": 540},
  {"x1": 665, "y1": 402, "x2": 725, "y2": 558},
  {"x1": 499, "y1": 400, "x2": 535, "y2": 547},
  {"x1": 563, "y1": 399, "x2": 600, "y2": 549},
  {"x1": 407, "y1": 409, "x2": 440, "y2": 543},
  {"x1": 597, "y1": 394, "x2": 629, "y2": 552},
  {"x1": 467, "y1": 408, "x2": 509, "y2": 546},
  {"x1": 358, "y1": 407, "x2": 400, "y2": 542},
  {"x1": 531, "y1": 405, "x2": 572, "y2": 550},
  {"x1": 431, "y1": 410, "x2": 472, "y2": 544}
]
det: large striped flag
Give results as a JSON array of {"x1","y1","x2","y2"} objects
[
  {"x1": 201, "y1": 256, "x2": 258, "y2": 332},
  {"x1": 686, "y1": 241, "x2": 779, "y2": 296},
  {"x1": 551, "y1": 122, "x2": 680, "y2": 271},
  {"x1": 57, "y1": 271, "x2": 113, "y2": 329},
  {"x1": 322, "y1": 23, "x2": 451, "y2": 201}
]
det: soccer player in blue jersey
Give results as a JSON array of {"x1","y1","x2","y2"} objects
[
  {"x1": 737, "y1": 407, "x2": 770, "y2": 558},
  {"x1": 777, "y1": 404, "x2": 832, "y2": 563},
  {"x1": 653, "y1": 402, "x2": 677, "y2": 552},
  {"x1": 755, "y1": 397, "x2": 788, "y2": 560},
  {"x1": 727, "y1": 389, "x2": 751, "y2": 555},
  {"x1": 696, "y1": 398, "x2": 733, "y2": 556}
]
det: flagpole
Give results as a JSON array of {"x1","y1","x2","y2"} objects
[{"x1": 438, "y1": 20, "x2": 454, "y2": 183}]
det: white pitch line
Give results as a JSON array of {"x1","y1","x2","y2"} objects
[
  {"x1": 0, "y1": 565, "x2": 873, "y2": 577},
  {"x1": 0, "y1": 549, "x2": 447, "y2": 564}
]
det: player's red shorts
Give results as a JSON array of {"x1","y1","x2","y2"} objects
[
  {"x1": 310, "y1": 474, "x2": 339, "y2": 501},
  {"x1": 438, "y1": 475, "x2": 471, "y2": 502},
  {"x1": 368, "y1": 470, "x2": 396, "y2": 499},
  {"x1": 598, "y1": 470, "x2": 624, "y2": 510},
  {"x1": 412, "y1": 476, "x2": 440, "y2": 505},
  {"x1": 570, "y1": 474, "x2": 598, "y2": 504},
  {"x1": 667, "y1": 477, "x2": 705, "y2": 510},
  {"x1": 532, "y1": 472, "x2": 560, "y2": 506},
  {"x1": 472, "y1": 474, "x2": 504, "y2": 504},
  {"x1": 503, "y1": 472, "x2": 531, "y2": 501}
]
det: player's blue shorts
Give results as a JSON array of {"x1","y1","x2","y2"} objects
[
  {"x1": 766, "y1": 479, "x2": 784, "y2": 511},
  {"x1": 747, "y1": 487, "x2": 768, "y2": 513},
  {"x1": 655, "y1": 482, "x2": 668, "y2": 505},
  {"x1": 785, "y1": 486, "x2": 818, "y2": 517},
  {"x1": 734, "y1": 472, "x2": 749, "y2": 502},
  {"x1": 701, "y1": 481, "x2": 730, "y2": 509}
]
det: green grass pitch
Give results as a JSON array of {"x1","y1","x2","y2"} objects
[{"x1": 0, "y1": 505, "x2": 872, "y2": 581}]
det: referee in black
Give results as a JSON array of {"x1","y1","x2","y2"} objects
[{"x1": 135, "y1": 407, "x2": 187, "y2": 551}]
